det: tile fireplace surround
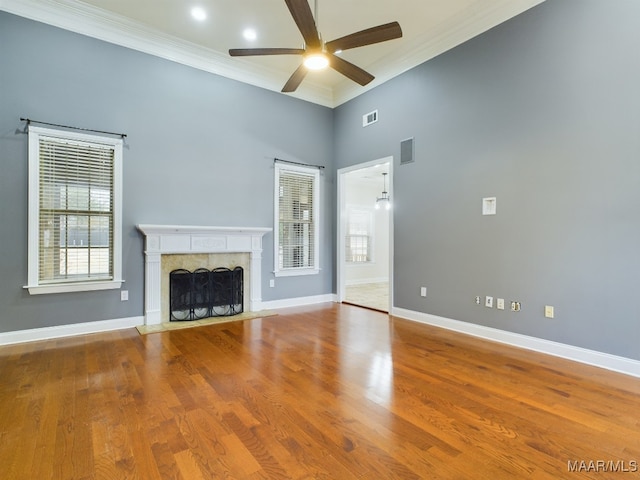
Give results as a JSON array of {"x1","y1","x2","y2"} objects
[{"x1": 137, "y1": 225, "x2": 272, "y2": 325}]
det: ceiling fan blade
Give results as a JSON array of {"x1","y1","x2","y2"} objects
[
  {"x1": 282, "y1": 64, "x2": 308, "y2": 92},
  {"x1": 229, "y1": 48, "x2": 305, "y2": 57},
  {"x1": 284, "y1": 0, "x2": 321, "y2": 49},
  {"x1": 325, "y1": 21, "x2": 403, "y2": 53},
  {"x1": 328, "y1": 54, "x2": 375, "y2": 86}
]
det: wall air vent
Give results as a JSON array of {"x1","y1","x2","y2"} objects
[
  {"x1": 400, "y1": 137, "x2": 414, "y2": 165},
  {"x1": 362, "y1": 110, "x2": 378, "y2": 127}
]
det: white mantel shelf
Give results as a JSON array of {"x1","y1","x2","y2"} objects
[
  {"x1": 137, "y1": 224, "x2": 272, "y2": 325},
  {"x1": 137, "y1": 224, "x2": 272, "y2": 237}
]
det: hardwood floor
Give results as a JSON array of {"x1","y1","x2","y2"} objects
[{"x1": 0, "y1": 303, "x2": 638, "y2": 479}]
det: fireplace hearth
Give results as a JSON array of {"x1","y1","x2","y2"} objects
[{"x1": 170, "y1": 267, "x2": 243, "y2": 321}]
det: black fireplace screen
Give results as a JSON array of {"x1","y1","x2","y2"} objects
[{"x1": 169, "y1": 267, "x2": 243, "y2": 321}]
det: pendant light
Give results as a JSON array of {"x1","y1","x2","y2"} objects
[{"x1": 375, "y1": 172, "x2": 391, "y2": 210}]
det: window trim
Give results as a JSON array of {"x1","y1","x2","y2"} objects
[
  {"x1": 273, "y1": 162, "x2": 320, "y2": 277},
  {"x1": 25, "y1": 126, "x2": 124, "y2": 295}
]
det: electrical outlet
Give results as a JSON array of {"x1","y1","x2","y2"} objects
[
  {"x1": 497, "y1": 298, "x2": 505, "y2": 310},
  {"x1": 475, "y1": 296, "x2": 481, "y2": 305},
  {"x1": 544, "y1": 305, "x2": 554, "y2": 318},
  {"x1": 485, "y1": 296, "x2": 493, "y2": 308},
  {"x1": 420, "y1": 287, "x2": 427, "y2": 297},
  {"x1": 510, "y1": 301, "x2": 521, "y2": 312},
  {"x1": 120, "y1": 290, "x2": 128, "y2": 301}
]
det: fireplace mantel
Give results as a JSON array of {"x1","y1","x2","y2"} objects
[{"x1": 137, "y1": 224, "x2": 271, "y2": 325}]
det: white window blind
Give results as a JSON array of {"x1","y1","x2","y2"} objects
[
  {"x1": 274, "y1": 163, "x2": 320, "y2": 276},
  {"x1": 346, "y1": 208, "x2": 373, "y2": 263},
  {"x1": 27, "y1": 126, "x2": 123, "y2": 294}
]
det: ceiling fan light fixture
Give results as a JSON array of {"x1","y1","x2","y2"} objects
[
  {"x1": 303, "y1": 53, "x2": 329, "y2": 70},
  {"x1": 228, "y1": 0, "x2": 403, "y2": 92}
]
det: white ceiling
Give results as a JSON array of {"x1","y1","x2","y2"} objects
[{"x1": 1, "y1": 0, "x2": 545, "y2": 107}]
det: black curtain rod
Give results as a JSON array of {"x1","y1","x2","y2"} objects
[
  {"x1": 20, "y1": 118, "x2": 127, "y2": 138},
  {"x1": 274, "y1": 157, "x2": 324, "y2": 170}
]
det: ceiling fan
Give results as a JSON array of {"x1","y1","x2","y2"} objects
[{"x1": 228, "y1": 0, "x2": 403, "y2": 93}]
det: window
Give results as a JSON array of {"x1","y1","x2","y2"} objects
[
  {"x1": 26, "y1": 126, "x2": 123, "y2": 294},
  {"x1": 345, "y1": 208, "x2": 373, "y2": 263},
  {"x1": 274, "y1": 163, "x2": 320, "y2": 276}
]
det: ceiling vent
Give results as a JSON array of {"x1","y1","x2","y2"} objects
[{"x1": 362, "y1": 110, "x2": 378, "y2": 127}]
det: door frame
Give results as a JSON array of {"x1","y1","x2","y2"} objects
[{"x1": 337, "y1": 157, "x2": 394, "y2": 312}]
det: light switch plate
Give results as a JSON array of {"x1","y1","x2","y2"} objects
[{"x1": 482, "y1": 197, "x2": 497, "y2": 215}]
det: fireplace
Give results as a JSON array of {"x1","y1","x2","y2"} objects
[
  {"x1": 161, "y1": 252, "x2": 250, "y2": 324},
  {"x1": 170, "y1": 267, "x2": 243, "y2": 321},
  {"x1": 137, "y1": 225, "x2": 272, "y2": 325}
]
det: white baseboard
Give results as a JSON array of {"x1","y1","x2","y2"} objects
[
  {"x1": 6, "y1": 306, "x2": 636, "y2": 379},
  {"x1": 345, "y1": 277, "x2": 389, "y2": 286},
  {"x1": 0, "y1": 293, "x2": 339, "y2": 345},
  {"x1": 0, "y1": 316, "x2": 144, "y2": 346},
  {"x1": 261, "y1": 294, "x2": 338, "y2": 310},
  {"x1": 392, "y1": 307, "x2": 640, "y2": 379}
]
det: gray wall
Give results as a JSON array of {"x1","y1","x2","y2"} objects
[
  {"x1": 0, "y1": 12, "x2": 334, "y2": 333},
  {"x1": 334, "y1": 0, "x2": 640, "y2": 360},
  {"x1": 2, "y1": 0, "x2": 639, "y2": 361}
]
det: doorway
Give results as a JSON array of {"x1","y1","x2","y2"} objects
[{"x1": 337, "y1": 158, "x2": 393, "y2": 312}]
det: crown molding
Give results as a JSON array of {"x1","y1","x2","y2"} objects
[
  {"x1": 332, "y1": 0, "x2": 546, "y2": 106},
  {"x1": 0, "y1": 0, "x2": 335, "y2": 107},
  {"x1": 1, "y1": 0, "x2": 545, "y2": 108}
]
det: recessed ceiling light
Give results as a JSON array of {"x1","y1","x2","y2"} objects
[
  {"x1": 243, "y1": 28, "x2": 257, "y2": 41},
  {"x1": 191, "y1": 7, "x2": 207, "y2": 22}
]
